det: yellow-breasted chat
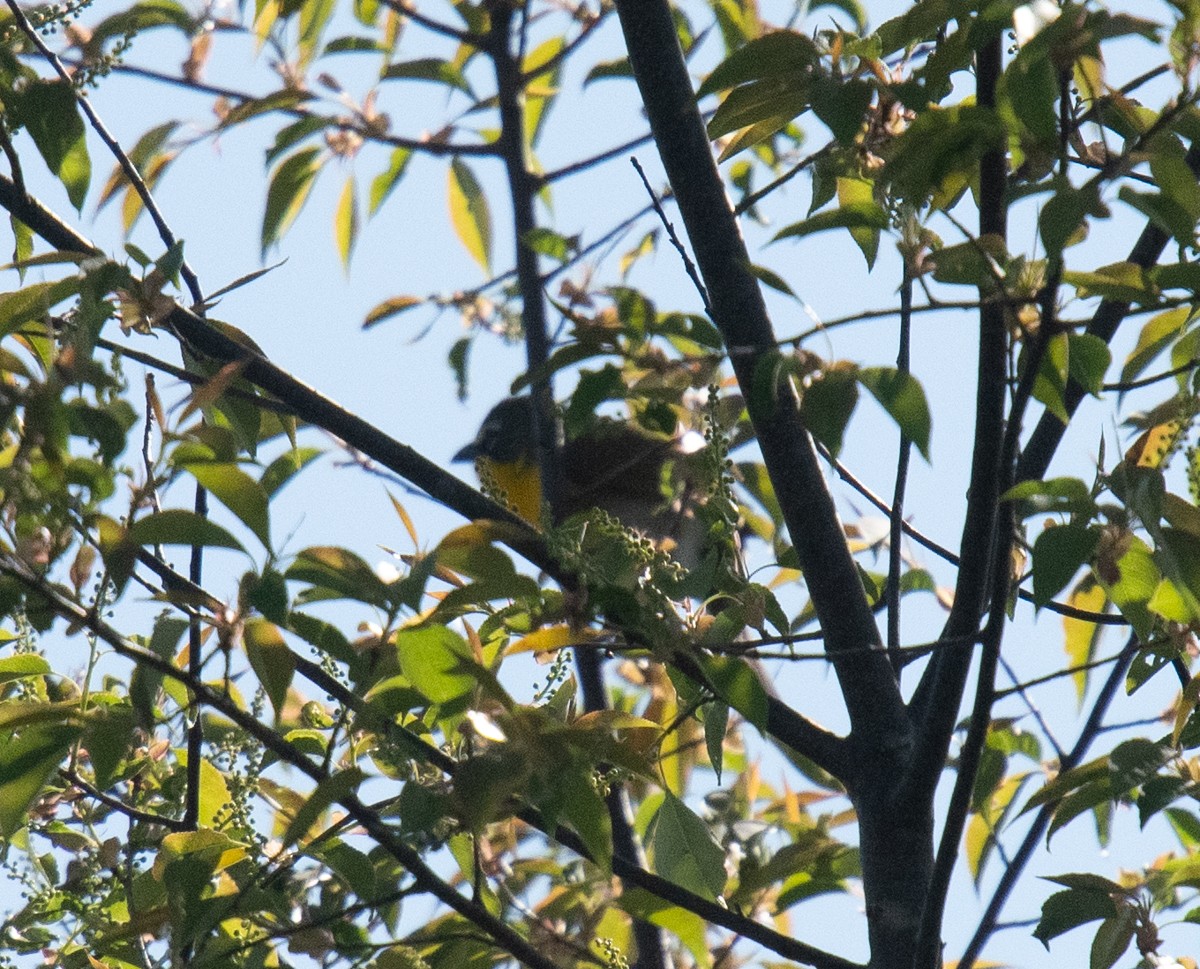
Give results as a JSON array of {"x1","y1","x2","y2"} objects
[{"x1": 453, "y1": 395, "x2": 706, "y2": 567}]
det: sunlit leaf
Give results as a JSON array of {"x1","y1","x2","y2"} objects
[
  {"x1": 262, "y1": 147, "x2": 323, "y2": 255},
  {"x1": 370, "y1": 147, "x2": 412, "y2": 216},
  {"x1": 335, "y1": 176, "x2": 359, "y2": 270},
  {"x1": 129, "y1": 510, "x2": 245, "y2": 552},
  {"x1": 182, "y1": 462, "x2": 271, "y2": 549},
  {"x1": 396, "y1": 626, "x2": 476, "y2": 707},
  {"x1": 448, "y1": 158, "x2": 491, "y2": 273},
  {"x1": 243, "y1": 618, "x2": 295, "y2": 720},
  {"x1": 858, "y1": 367, "x2": 932, "y2": 459},
  {"x1": 1063, "y1": 578, "x2": 1108, "y2": 703}
]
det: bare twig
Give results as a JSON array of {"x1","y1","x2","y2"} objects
[
  {"x1": 630, "y1": 155, "x2": 711, "y2": 316},
  {"x1": 59, "y1": 766, "x2": 189, "y2": 832}
]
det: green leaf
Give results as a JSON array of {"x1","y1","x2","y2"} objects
[
  {"x1": 1068, "y1": 333, "x2": 1112, "y2": 396},
  {"x1": 1032, "y1": 332, "x2": 1070, "y2": 422},
  {"x1": 699, "y1": 655, "x2": 767, "y2": 732},
  {"x1": 651, "y1": 793, "x2": 727, "y2": 900},
  {"x1": 129, "y1": 510, "x2": 245, "y2": 552},
  {"x1": 262, "y1": 147, "x2": 323, "y2": 255},
  {"x1": 288, "y1": 611, "x2": 357, "y2": 667},
  {"x1": 243, "y1": 618, "x2": 295, "y2": 720},
  {"x1": 1119, "y1": 186, "x2": 1199, "y2": 251},
  {"x1": 584, "y1": 58, "x2": 632, "y2": 85},
  {"x1": 885, "y1": 104, "x2": 1005, "y2": 209},
  {"x1": 1003, "y1": 477, "x2": 1096, "y2": 517},
  {"x1": 395, "y1": 626, "x2": 476, "y2": 707},
  {"x1": 1063, "y1": 262, "x2": 1156, "y2": 304},
  {"x1": 298, "y1": 0, "x2": 337, "y2": 68},
  {"x1": 697, "y1": 30, "x2": 818, "y2": 97},
  {"x1": 448, "y1": 158, "x2": 491, "y2": 273},
  {"x1": 1097, "y1": 535, "x2": 1159, "y2": 640},
  {"x1": 747, "y1": 263, "x2": 797, "y2": 299},
  {"x1": 1063, "y1": 578, "x2": 1108, "y2": 702},
  {"x1": 1090, "y1": 910, "x2": 1135, "y2": 969},
  {"x1": 1120, "y1": 306, "x2": 1190, "y2": 386},
  {"x1": 1038, "y1": 180, "x2": 1107, "y2": 257},
  {"x1": 174, "y1": 750, "x2": 233, "y2": 829},
  {"x1": 1033, "y1": 888, "x2": 1117, "y2": 947},
  {"x1": 288, "y1": 546, "x2": 391, "y2": 607},
  {"x1": 522, "y1": 227, "x2": 577, "y2": 263},
  {"x1": 363, "y1": 295, "x2": 424, "y2": 329},
  {"x1": 702, "y1": 701, "x2": 729, "y2": 782},
  {"x1": 857, "y1": 367, "x2": 932, "y2": 459},
  {"x1": 182, "y1": 462, "x2": 271, "y2": 549},
  {"x1": 773, "y1": 201, "x2": 890, "y2": 243},
  {"x1": 220, "y1": 89, "x2": 315, "y2": 129},
  {"x1": 10, "y1": 80, "x2": 91, "y2": 210},
  {"x1": 130, "y1": 613, "x2": 188, "y2": 730},
  {"x1": 619, "y1": 890, "x2": 712, "y2": 969},
  {"x1": 0, "y1": 655, "x2": 50, "y2": 684},
  {"x1": 0, "y1": 719, "x2": 82, "y2": 837},
  {"x1": 557, "y1": 765, "x2": 612, "y2": 868},
  {"x1": 0, "y1": 278, "x2": 83, "y2": 338},
  {"x1": 382, "y1": 58, "x2": 473, "y2": 95},
  {"x1": 810, "y1": 75, "x2": 872, "y2": 143},
  {"x1": 83, "y1": 703, "x2": 134, "y2": 789},
  {"x1": 1031, "y1": 525, "x2": 1098, "y2": 608},
  {"x1": 369, "y1": 147, "x2": 412, "y2": 216},
  {"x1": 836, "y1": 175, "x2": 881, "y2": 267},
  {"x1": 260, "y1": 447, "x2": 322, "y2": 497},
  {"x1": 335, "y1": 176, "x2": 359, "y2": 269},
  {"x1": 313, "y1": 839, "x2": 376, "y2": 899},
  {"x1": 283, "y1": 767, "x2": 364, "y2": 848},
  {"x1": 800, "y1": 366, "x2": 859, "y2": 456},
  {"x1": 708, "y1": 77, "x2": 809, "y2": 147}
]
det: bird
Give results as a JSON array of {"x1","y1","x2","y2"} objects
[{"x1": 453, "y1": 395, "x2": 708, "y2": 568}]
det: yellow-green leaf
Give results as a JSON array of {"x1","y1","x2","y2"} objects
[
  {"x1": 335, "y1": 176, "x2": 358, "y2": 270},
  {"x1": 448, "y1": 158, "x2": 491, "y2": 273},
  {"x1": 243, "y1": 617, "x2": 295, "y2": 720}
]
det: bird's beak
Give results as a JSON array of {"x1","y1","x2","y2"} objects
[{"x1": 452, "y1": 442, "x2": 478, "y2": 463}]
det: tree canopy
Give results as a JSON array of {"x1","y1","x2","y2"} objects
[{"x1": 0, "y1": 1, "x2": 1198, "y2": 969}]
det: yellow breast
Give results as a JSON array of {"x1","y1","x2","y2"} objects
[{"x1": 479, "y1": 456, "x2": 544, "y2": 527}]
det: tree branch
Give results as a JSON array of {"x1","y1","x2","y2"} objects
[
  {"x1": 0, "y1": 554, "x2": 572, "y2": 969},
  {"x1": 1015, "y1": 141, "x2": 1200, "y2": 484},
  {"x1": 906, "y1": 31, "x2": 1009, "y2": 800},
  {"x1": 957, "y1": 634, "x2": 1140, "y2": 969},
  {"x1": 611, "y1": 0, "x2": 905, "y2": 756}
]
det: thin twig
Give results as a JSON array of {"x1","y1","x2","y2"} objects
[
  {"x1": 5, "y1": 1, "x2": 204, "y2": 304},
  {"x1": 998, "y1": 654, "x2": 1064, "y2": 760},
  {"x1": 733, "y1": 144, "x2": 831, "y2": 215},
  {"x1": 0, "y1": 554, "x2": 568, "y2": 969},
  {"x1": 56, "y1": 58, "x2": 499, "y2": 158},
  {"x1": 1103, "y1": 357, "x2": 1200, "y2": 392},
  {"x1": 377, "y1": 0, "x2": 479, "y2": 44},
  {"x1": 59, "y1": 766, "x2": 188, "y2": 832},
  {"x1": 815, "y1": 443, "x2": 1128, "y2": 625},
  {"x1": 957, "y1": 634, "x2": 1140, "y2": 969},
  {"x1": 541, "y1": 129, "x2": 658, "y2": 184},
  {"x1": 630, "y1": 155, "x2": 711, "y2": 316},
  {"x1": 887, "y1": 264, "x2": 914, "y2": 675}
]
